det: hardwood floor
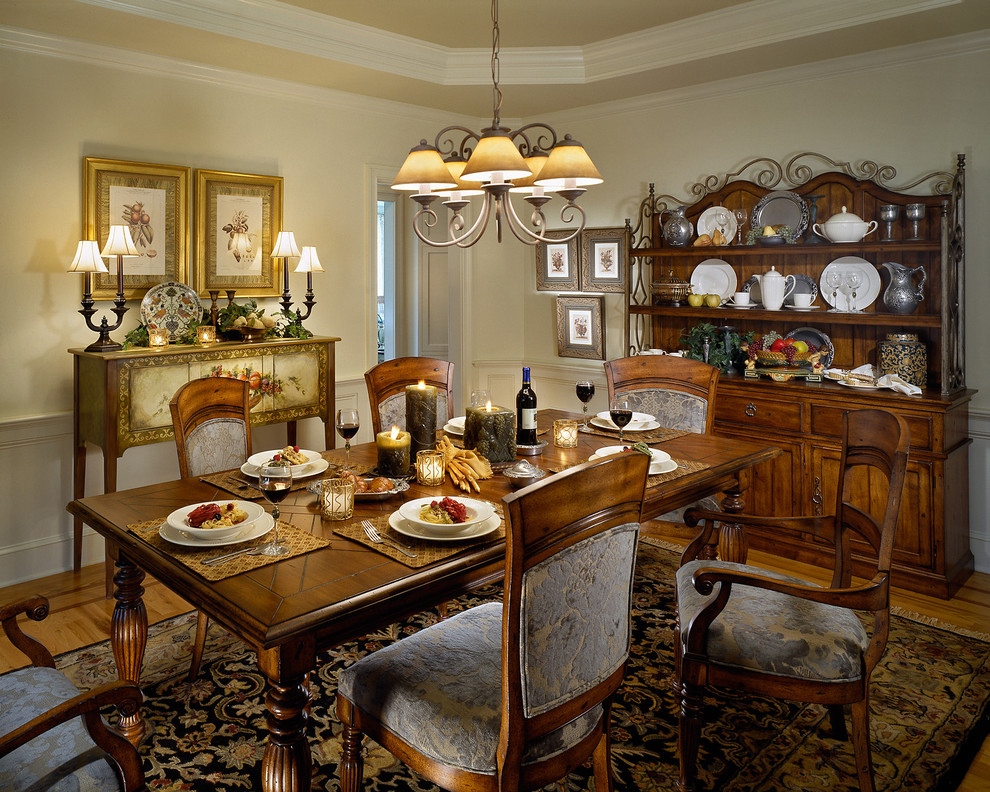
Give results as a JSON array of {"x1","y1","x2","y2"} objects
[{"x1": 1, "y1": 547, "x2": 988, "y2": 789}]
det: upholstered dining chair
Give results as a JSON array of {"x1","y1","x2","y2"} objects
[
  {"x1": 335, "y1": 450, "x2": 650, "y2": 792},
  {"x1": 169, "y1": 376, "x2": 253, "y2": 680},
  {"x1": 0, "y1": 596, "x2": 145, "y2": 791},
  {"x1": 364, "y1": 356, "x2": 454, "y2": 435},
  {"x1": 675, "y1": 408, "x2": 909, "y2": 792}
]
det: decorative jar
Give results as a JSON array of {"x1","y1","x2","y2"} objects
[{"x1": 878, "y1": 332, "x2": 927, "y2": 388}]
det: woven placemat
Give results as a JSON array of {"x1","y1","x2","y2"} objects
[
  {"x1": 128, "y1": 517, "x2": 330, "y2": 582},
  {"x1": 201, "y1": 456, "x2": 375, "y2": 499},
  {"x1": 578, "y1": 425, "x2": 691, "y2": 444},
  {"x1": 333, "y1": 502, "x2": 505, "y2": 569},
  {"x1": 545, "y1": 457, "x2": 709, "y2": 489}
]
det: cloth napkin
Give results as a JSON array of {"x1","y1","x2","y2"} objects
[{"x1": 825, "y1": 364, "x2": 922, "y2": 396}]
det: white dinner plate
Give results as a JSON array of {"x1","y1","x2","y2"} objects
[
  {"x1": 594, "y1": 410, "x2": 653, "y2": 427},
  {"x1": 159, "y1": 513, "x2": 274, "y2": 547},
  {"x1": 696, "y1": 207, "x2": 737, "y2": 242},
  {"x1": 398, "y1": 497, "x2": 496, "y2": 532},
  {"x1": 820, "y1": 257, "x2": 882, "y2": 311},
  {"x1": 448, "y1": 416, "x2": 466, "y2": 429},
  {"x1": 443, "y1": 422, "x2": 464, "y2": 436},
  {"x1": 590, "y1": 416, "x2": 661, "y2": 433},
  {"x1": 837, "y1": 379, "x2": 883, "y2": 390},
  {"x1": 241, "y1": 456, "x2": 329, "y2": 479},
  {"x1": 689, "y1": 260, "x2": 737, "y2": 301},
  {"x1": 246, "y1": 448, "x2": 322, "y2": 475},
  {"x1": 166, "y1": 500, "x2": 266, "y2": 538},
  {"x1": 784, "y1": 305, "x2": 821, "y2": 311},
  {"x1": 389, "y1": 511, "x2": 500, "y2": 542},
  {"x1": 589, "y1": 445, "x2": 673, "y2": 475}
]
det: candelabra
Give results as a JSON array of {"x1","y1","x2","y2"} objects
[
  {"x1": 293, "y1": 246, "x2": 323, "y2": 321},
  {"x1": 67, "y1": 224, "x2": 137, "y2": 351}
]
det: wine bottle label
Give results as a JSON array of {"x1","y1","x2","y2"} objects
[{"x1": 520, "y1": 408, "x2": 537, "y2": 430}]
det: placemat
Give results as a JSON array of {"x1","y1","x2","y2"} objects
[
  {"x1": 333, "y1": 502, "x2": 505, "y2": 569},
  {"x1": 202, "y1": 457, "x2": 374, "y2": 499},
  {"x1": 579, "y1": 424, "x2": 691, "y2": 444},
  {"x1": 545, "y1": 457, "x2": 709, "y2": 489},
  {"x1": 127, "y1": 518, "x2": 330, "y2": 582}
]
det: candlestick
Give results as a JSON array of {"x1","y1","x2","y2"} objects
[
  {"x1": 464, "y1": 402, "x2": 516, "y2": 463},
  {"x1": 553, "y1": 419, "x2": 579, "y2": 448},
  {"x1": 321, "y1": 477, "x2": 354, "y2": 520},
  {"x1": 376, "y1": 426, "x2": 411, "y2": 477},
  {"x1": 405, "y1": 381, "x2": 438, "y2": 458},
  {"x1": 416, "y1": 449, "x2": 446, "y2": 486}
]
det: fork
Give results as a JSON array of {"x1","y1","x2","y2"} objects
[
  {"x1": 362, "y1": 520, "x2": 417, "y2": 558},
  {"x1": 201, "y1": 540, "x2": 275, "y2": 566}
]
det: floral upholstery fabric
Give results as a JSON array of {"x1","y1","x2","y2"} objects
[
  {"x1": 0, "y1": 666, "x2": 122, "y2": 792},
  {"x1": 338, "y1": 522, "x2": 640, "y2": 774},
  {"x1": 616, "y1": 388, "x2": 708, "y2": 434},
  {"x1": 676, "y1": 560, "x2": 869, "y2": 682},
  {"x1": 185, "y1": 417, "x2": 249, "y2": 477},
  {"x1": 378, "y1": 393, "x2": 449, "y2": 433}
]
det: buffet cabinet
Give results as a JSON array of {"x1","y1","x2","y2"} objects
[{"x1": 624, "y1": 153, "x2": 974, "y2": 597}]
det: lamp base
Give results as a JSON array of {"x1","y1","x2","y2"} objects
[{"x1": 84, "y1": 336, "x2": 123, "y2": 353}]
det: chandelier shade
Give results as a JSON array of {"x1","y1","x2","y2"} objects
[
  {"x1": 534, "y1": 135, "x2": 603, "y2": 190},
  {"x1": 459, "y1": 129, "x2": 532, "y2": 183},
  {"x1": 436, "y1": 155, "x2": 486, "y2": 197},
  {"x1": 392, "y1": 142, "x2": 457, "y2": 192},
  {"x1": 509, "y1": 151, "x2": 550, "y2": 194}
]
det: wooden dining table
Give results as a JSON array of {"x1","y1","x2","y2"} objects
[{"x1": 65, "y1": 408, "x2": 779, "y2": 792}]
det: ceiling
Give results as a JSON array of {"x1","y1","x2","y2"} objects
[{"x1": 4, "y1": 0, "x2": 990, "y2": 117}]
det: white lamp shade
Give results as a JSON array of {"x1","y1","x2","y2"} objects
[
  {"x1": 460, "y1": 131, "x2": 531, "y2": 183},
  {"x1": 534, "y1": 135, "x2": 603, "y2": 189},
  {"x1": 295, "y1": 246, "x2": 324, "y2": 273},
  {"x1": 100, "y1": 225, "x2": 139, "y2": 257},
  {"x1": 68, "y1": 241, "x2": 109, "y2": 273},
  {"x1": 272, "y1": 231, "x2": 301, "y2": 258},
  {"x1": 392, "y1": 141, "x2": 457, "y2": 192}
]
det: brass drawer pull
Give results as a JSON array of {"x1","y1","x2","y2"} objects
[{"x1": 745, "y1": 403, "x2": 757, "y2": 417}]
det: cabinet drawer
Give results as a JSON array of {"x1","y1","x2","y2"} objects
[
  {"x1": 810, "y1": 405, "x2": 933, "y2": 451},
  {"x1": 715, "y1": 395, "x2": 803, "y2": 432}
]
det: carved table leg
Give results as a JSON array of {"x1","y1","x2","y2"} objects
[
  {"x1": 716, "y1": 475, "x2": 749, "y2": 564},
  {"x1": 259, "y1": 643, "x2": 314, "y2": 792},
  {"x1": 111, "y1": 554, "x2": 147, "y2": 746}
]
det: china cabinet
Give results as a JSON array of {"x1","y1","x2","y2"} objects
[{"x1": 625, "y1": 153, "x2": 973, "y2": 597}]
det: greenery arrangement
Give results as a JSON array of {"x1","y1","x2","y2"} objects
[
  {"x1": 122, "y1": 311, "x2": 207, "y2": 349},
  {"x1": 273, "y1": 309, "x2": 314, "y2": 339},
  {"x1": 679, "y1": 322, "x2": 754, "y2": 373}
]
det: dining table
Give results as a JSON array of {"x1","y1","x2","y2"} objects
[{"x1": 65, "y1": 407, "x2": 780, "y2": 792}]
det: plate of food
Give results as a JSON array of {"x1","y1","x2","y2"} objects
[
  {"x1": 243, "y1": 447, "x2": 327, "y2": 477},
  {"x1": 388, "y1": 510, "x2": 500, "y2": 542},
  {"x1": 312, "y1": 471, "x2": 409, "y2": 501},
  {"x1": 397, "y1": 496, "x2": 496, "y2": 535},
  {"x1": 165, "y1": 500, "x2": 266, "y2": 540},
  {"x1": 160, "y1": 513, "x2": 273, "y2": 547}
]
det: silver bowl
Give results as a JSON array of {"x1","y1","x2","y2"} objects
[{"x1": 502, "y1": 460, "x2": 548, "y2": 490}]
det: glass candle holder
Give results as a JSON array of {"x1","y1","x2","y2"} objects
[
  {"x1": 320, "y1": 477, "x2": 354, "y2": 521},
  {"x1": 553, "y1": 419, "x2": 579, "y2": 448},
  {"x1": 416, "y1": 449, "x2": 446, "y2": 486},
  {"x1": 148, "y1": 328, "x2": 169, "y2": 348},
  {"x1": 197, "y1": 325, "x2": 216, "y2": 345}
]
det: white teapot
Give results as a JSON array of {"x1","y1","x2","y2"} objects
[
  {"x1": 753, "y1": 266, "x2": 795, "y2": 311},
  {"x1": 813, "y1": 206, "x2": 879, "y2": 243}
]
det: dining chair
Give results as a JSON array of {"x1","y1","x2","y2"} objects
[
  {"x1": 674, "y1": 408, "x2": 910, "y2": 792},
  {"x1": 335, "y1": 450, "x2": 650, "y2": 792},
  {"x1": 0, "y1": 595, "x2": 146, "y2": 792},
  {"x1": 169, "y1": 375, "x2": 252, "y2": 680},
  {"x1": 364, "y1": 356, "x2": 454, "y2": 435}
]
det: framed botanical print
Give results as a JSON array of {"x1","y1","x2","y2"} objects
[
  {"x1": 84, "y1": 158, "x2": 190, "y2": 299},
  {"x1": 579, "y1": 227, "x2": 628, "y2": 293},
  {"x1": 194, "y1": 169, "x2": 284, "y2": 296},
  {"x1": 535, "y1": 230, "x2": 580, "y2": 291},
  {"x1": 555, "y1": 295, "x2": 605, "y2": 360}
]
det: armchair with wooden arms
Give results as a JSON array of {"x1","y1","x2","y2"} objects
[
  {"x1": 364, "y1": 356, "x2": 454, "y2": 435},
  {"x1": 169, "y1": 376, "x2": 253, "y2": 680},
  {"x1": 0, "y1": 596, "x2": 145, "y2": 792},
  {"x1": 335, "y1": 451, "x2": 650, "y2": 792},
  {"x1": 674, "y1": 408, "x2": 910, "y2": 792}
]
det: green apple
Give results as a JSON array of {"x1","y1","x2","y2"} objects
[
  {"x1": 704, "y1": 294, "x2": 722, "y2": 308},
  {"x1": 687, "y1": 293, "x2": 705, "y2": 307},
  {"x1": 790, "y1": 340, "x2": 810, "y2": 353}
]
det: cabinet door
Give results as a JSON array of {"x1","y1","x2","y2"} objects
[{"x1": 715, "y1": 426, "x2": 805, "y2": 517}]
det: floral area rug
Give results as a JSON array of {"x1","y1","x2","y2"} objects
[{"x1": 40, "y1": 542, "x2": 990, "y2": 791}]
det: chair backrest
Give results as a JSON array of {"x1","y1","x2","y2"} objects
[
  {"x1": 604, "y1": 355, "x2": 720, "y2": 433},
  {"x1": 169, "y1": 377, "x2": 252, "y2": 479},
  {"x1": 364, "y1": 356, "x2": 455, "y2": 435},
  {"x1": 499, "y1": 451, "x2": 649, "y2": 764}
]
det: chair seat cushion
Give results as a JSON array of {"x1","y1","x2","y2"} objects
[
  {"x1": 0, "y1": 666, "x2": 122, "y2": 792},
  {"x1": 656, "y1": 494, "x2": 720, "y2": 526},
  {"x1": 677, "y1": 560, "x2": 869, "y2": 682},
  {"x1": 337, "y1": 602, "x2": 601, "y2": 775}
]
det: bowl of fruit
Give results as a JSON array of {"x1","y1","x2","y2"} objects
[{"x1": 749, "y1": 331, "x2": 818, "y2": 368}]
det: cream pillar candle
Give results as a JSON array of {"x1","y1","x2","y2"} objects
[
  {"x1": 376, "y1": 426, "x2": 411, "y2": 476},
  {"x1": 405, "y1": 381, "x2": 438, "y2": 458}
]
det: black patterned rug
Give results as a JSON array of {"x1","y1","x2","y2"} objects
[{"x1": 39, "y1": 542, "x2": 990, "y2": 791}]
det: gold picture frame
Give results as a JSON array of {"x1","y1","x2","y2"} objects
[
  {"x1": 194, "y1": 169, "x2": 284, "y2": 297},
  {"x1": 555, "y1": 295, "x2": 605, "y2": 360},
  {"x1": 84, "y1": 157, "x2": 190, "y2": 299}
]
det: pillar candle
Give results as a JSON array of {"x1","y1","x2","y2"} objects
[
  {"x1": 405, "y1": 381, "x2": 437, "y2": 458},
  {"x1": 376, "y1": 426, "x2": 411, "y2": 477},
  {"x1": 464, "y1": 402, "x2": 516, "y2": 463}
]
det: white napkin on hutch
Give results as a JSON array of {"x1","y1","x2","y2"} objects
[{"x1": 825, "y1": 364, "x2": 922, "y2": 396}]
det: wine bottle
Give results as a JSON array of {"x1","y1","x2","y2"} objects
[{"x1": 516, "y1": 366, "x2": 538, "y2": 446}]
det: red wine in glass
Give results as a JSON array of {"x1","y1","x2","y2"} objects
[
  {"x1": 335, "y1": 408, "x2": 360, "y2": 469},
  {"x1": 257, "y1": 462, "x2": 292, "y2": 557},
  {"x1": 609, "y1": 398, "x2": 633, "y2": 444},
  {"x1": 575, "y1": 381, "x2": 595, "y2": 428}
]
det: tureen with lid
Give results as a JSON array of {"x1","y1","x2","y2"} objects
[{"x1": 812, "y1": 206, "x2": 879, "y2": 243}]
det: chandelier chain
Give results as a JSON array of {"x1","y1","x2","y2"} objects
[{"x1": 491, "y1": 0, "x2": 502, "y2": 127}]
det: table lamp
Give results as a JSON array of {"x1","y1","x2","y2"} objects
[{"x1": 67, "y1": 239, "x2": 123, "y2": 352}]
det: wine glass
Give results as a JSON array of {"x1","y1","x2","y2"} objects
[
  {"x1": 335, "y1": 408, "x2": 360, "y2": 469},
  {"x1": 609, "y1": 396, "x2": 633, "y2": 446},
  {"x1": 575, "y1": 380, "x2": 595, "y2": 429},
  {"x1": 734, "y1": 209, "x2": 747, "y2": 244},
  {"x1": 825, "y1": 269, "x2": 845, "y2": 312},
  {"x1": 257, "y1": 461, "x2": 292, "y2": 557},
  {"x1": 843, "y1": 271, "x2": 864, "y2": 312},
  {"x1": 470, "y1": 389, "x2": 491, "y2": 409}
]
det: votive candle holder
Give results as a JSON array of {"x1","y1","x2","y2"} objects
[
  {"x1": 416, "y1": 449, "x2": 446, "y2": 486},
  {"x1": 321, "y1": 477, "x2": 354, "y2": 521},
  {"x1": 148, "y1": 328, "x2": 169, "y2": 348},
  {"x1": 553, "y1": 419, "x2": 579, "y2": 448},
  {"x1": 197, "y1": 325, "x2": 216, "y2": 345}
]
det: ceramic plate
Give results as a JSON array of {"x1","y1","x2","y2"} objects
[
  {"x1": 140, "y1": 282, "x2": 202, "y2": 341},
  {"x1": 589, "y1": 445, "x2": 673, "y2": 475},
  {"x1": 244, "y1": 449, "x2": 324, "y2": 476},
  {"x1": 820, "y1": 257, "x2": 882, "y2": 311},
  {"x1": 165, "y1": 500, "x2": 265, "y2": 537},
  {"x1": 398, "y1": 497, "x2": 496, "y2": 531},
  {"x1": 389, "y1": 511, "x2": 500, "y2": 542},
  {"x1": 159, "y1": 513, "x2": 274, "y2": 547},
  {"x1": 589, "y1": 416, "x2": 661, "y2": 433},
  {"x1": 448, "y1": 416, "x2": 466, "y2": 429},
  {"x1": 593, "y1": 411, "x2": 655, "y2": 431},
  {"x1": 784, "y1": 305, "x2": 821, "y2": 311},
  {"x1": 696, "y1": 207, "x2": 737, "y2": 242},
  {"x1": 443, "y1": 422, "x2": 464, "y2": 436},
  {"x1": 726, "y1": 302, "x2": 756, "y2": 309},
  {"x1": 785, "y1": 327, "x2": 834, "y2": 369},
  {"x1": 307, "y1": 477, "x2": 409, "y2": 501},
  {"x1": 837, "y1": 379, "x2": 883, "y2": 390},
  {"x1": 750, "y1": 191, "x2": 809, "y2": 239},
  {"x1": 689, "y1": 260, "x2": 737, "y2": 301}
]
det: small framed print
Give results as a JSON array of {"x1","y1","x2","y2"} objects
[
  {"x1": 555, "y1": 295, "x2": 605, "y2": 360},
  {"x1": 84, "y1": 158, "x2": 190, "y2": 299},
  {"x1": 580, "y1": 227, "x2": 628, "y2": 293},
  {"x1": 194, "y1": 169, "x2": 284, "y2": 296},
  {"x1": 536, "y1": 230, "x2": 580, "y2": 291}
]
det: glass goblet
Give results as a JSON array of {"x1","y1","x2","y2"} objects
[
  {"x1": 575, "y1": 381, "x2": 595, "y2": 428},
  {"x1": 335, "y1": 408, "x2": 360, "y2": 469},
  {"x1": 825, "y1": 269, "x2": 845, "y2": 312},
  {"x1": 879, "y1": 204, "x2": 900, "y2": 241},
  {"x1": 844, "y1": 271, "x2": 864, "y2": 312},
  {"x1": 609, "y1": 397, "x2": 633, "y2": 446},
  {"x1": 257, "y1": 462, "x2": 292, "y2": 557},
  {"x1": 906, "y1": 203, "x2": 925, "y2": 240},
  {"x1": 734, "y1": 209, "x2": 747, "y2": 244}
]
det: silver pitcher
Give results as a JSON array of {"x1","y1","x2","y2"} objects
[{"x1": 881, "y1": 261, "x2": 926, "y2": 315}]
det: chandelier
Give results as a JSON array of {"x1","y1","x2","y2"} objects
[{"x1": 392, "y1": 0, "x2": 602, "y2": 248}]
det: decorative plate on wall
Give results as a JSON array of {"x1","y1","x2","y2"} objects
[{"x1": 140, "y1": 281, "x2": 202, "y2": 340}]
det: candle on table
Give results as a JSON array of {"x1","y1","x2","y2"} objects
[
  {"x1": 148, "y1": 328, "x2": 169, "y2": 348},
  {"x1": 405, "y1": 381, "x2": 438, "y2": 458},
  {"x1": 416, "y1": 449, "x2": 445, "y2": 486},
  {"x1": 464, "y1": 401, "x2": 516, "y2": 463},
  {"x1": 320, "y1": 477, "x2": 354, "y2": 521},
  {"x1": 197, "y1": 325, "x2": 216, "y2": 345},
  {"x1": 553, "y1": 419, "x2": 579, "y2": 448},
  {"x1": 376, "y1": 425, "x2": 411, "y2": 477}
]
